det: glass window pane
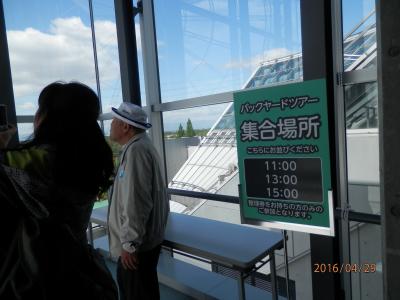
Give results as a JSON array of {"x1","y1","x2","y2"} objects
[
  {"x1": 135, "y1": 19, "x2": 147, "y2": 106},
  {"x1": 350, "y1": 222, "x2": 383, "y2": 300},
  {"x1": 345, "y1": 82, "x2": 379, "y2": 214},
  {"x1": 17, "y1": 123, "x2": 33, "y2": 142},
  {"x1": 3, "y1": 0, "x2": 97, "y2": 116},
  {"x1": 345, "y1": 82, "x2": 378, "y2": 130},
  {"x1": 342, "y1": 0, "x2": 376, "y2": 71},
  {"x1": 163, "y1": 104, "x2": 231, "y2": 186},
  {"x1": 91, "y1": 4, "x2": 146, "y2": 111},
  {"x1": 154, "y1": 0, "x2": 302, "y2": 102},
  {"x1": 91, "y1": 0, "x2": 124, "y2": 113},
  {"x1": 163, "y1": 103, "x2": 240, "y2": 218}
]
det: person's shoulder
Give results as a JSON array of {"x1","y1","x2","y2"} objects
[
  {"x1": 4, "y1": 145, "x2": 53, "y2": 178},
  {"x1": 5, "y1": 146, "x2": 50, "y2": 167},
  {"x1": 128, "y1": 135, "x2": 157, "y2": 158},
  {"x1": 130, "y1": 134, "x2": 153, "y2": 150}
]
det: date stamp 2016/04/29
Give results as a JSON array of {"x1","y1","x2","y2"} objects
[{"x1": 313, "y1": 263, "x2": 376, "y2": 273}]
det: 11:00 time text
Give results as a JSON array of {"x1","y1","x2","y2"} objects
[{"x1": 265, "y1": 160, "x2": 297, "y2": 171}]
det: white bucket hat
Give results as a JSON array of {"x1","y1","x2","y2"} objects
[{"x1": 111, "y1": 102, "x2": 152, "y2": 130}]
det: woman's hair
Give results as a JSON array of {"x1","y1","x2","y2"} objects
[{"x1": 26, "y1": 81, "x2": 114, "y2": 196}]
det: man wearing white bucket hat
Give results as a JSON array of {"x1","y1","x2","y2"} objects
[{"x1": 108, "y1": 102, "x2": 169, "y2": 300}]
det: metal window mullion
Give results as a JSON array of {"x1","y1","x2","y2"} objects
[
  {"x1": 342, "y1": 68, "x2": 377, "y2": 85},
  {"x1": 377, "y1": 0, "x2": 400, "y2": 299},
  {"x1": 114, "y1": 0, "x2": 141, "y2": 105},
  {"x1": 0, "y1": 1, "x2": 18, "y2": 145},
  {"x1": 17, "y1": 115, "x2": 34, "y2": 123},
  {"x1": 151, "y1": 77, "x2": 302, "y2": 113},
  {"x1": 152, "y1": 90, "x2": 234, "y2": 112},
  {"x1": 331, "y1": 0, "x2": 352, "y2": 299},
  {"x1": 88, "y1": 0, "x2": 105, "y2": 133},
  {"x1": 139, "y1": 0, "x2": 167, "y2": 181},
  {"x1": 301, "y1": 0, "x2": 343, "y2": 299}
]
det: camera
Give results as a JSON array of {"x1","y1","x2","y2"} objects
[{"x1": 0, "y1": 105, "x2": 8, "y2": 132}]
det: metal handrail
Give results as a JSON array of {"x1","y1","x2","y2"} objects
[
  {"x1": 167, "y1": 188, "x2": 239, "y2": 204},
  {"x1": 167, "y1": 188, "x2": 381, "y2": 225}
]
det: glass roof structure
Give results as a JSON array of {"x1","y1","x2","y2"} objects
[
  {"x1": 169, "y1": 18, "x2": 378, "y2": 208},
  {"x1": 343, "y1": 27, "x2": 376, "y2": 70},
  {"x1": 245, "y1": 53, "x2": 303, "y2": 90}
]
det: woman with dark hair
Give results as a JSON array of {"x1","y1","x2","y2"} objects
[
  {"x1": 0, "y1": 82, "x2": 117, "y2": 299},
  {"x1": 1, "y1": 81, "x2": 114, "y2": 242}
]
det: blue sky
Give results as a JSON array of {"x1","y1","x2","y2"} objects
[
  {"x1": 3, "y1": 0, "x2": 375, "y2": 136},
  {"x1": 4, "y1": 0, "x2": 95, "y2": 30},
  {"x1": 343, "y1": 0, "x2": 375, "y2": 34}
]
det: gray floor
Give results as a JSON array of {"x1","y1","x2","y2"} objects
[{"x1": 104, "y1": 258, "x2": 194, "y2": 300}]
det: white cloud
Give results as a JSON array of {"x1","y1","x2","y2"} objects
[
  {"x1": 224, "y1": 48, "x2": 294, "y2": 70},
  {"x1": 7, "y1": 17, "x2": 120, "y2": 107}
]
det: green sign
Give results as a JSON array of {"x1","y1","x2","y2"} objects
[{"x1": 234, "y1": 79, "x2": 334, "y2": 236}]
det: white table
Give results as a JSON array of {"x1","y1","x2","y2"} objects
[{"x1": 90, "y1": 207, "x2": 283, "y2": 300}]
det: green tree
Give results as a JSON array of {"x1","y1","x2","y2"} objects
[
  {"x1": 177, "y1": 123, "x2": 185, "y2": 138},
  {"x1": 186, "y1": 118, "x2": 195, "y2": 137}
]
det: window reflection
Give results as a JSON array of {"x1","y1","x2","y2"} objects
[
  {"x1": 163, "y1": 103, "x2": 230, "y2": 185},
  {"x1": 154, "y1": 0, "x2": 302, "y2": 102},
  {"x1": 346, "y1": 82, "x2": 379, "y2": 215},
  {"x1": 345, "y1": 82, "x2": 378, "y2": 129},
  {"x1": 342, "y1": 0, "x2": 376, "y2": 72}
]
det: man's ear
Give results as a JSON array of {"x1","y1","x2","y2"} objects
[{"x1": 122, "y1": 122, "x2": 131, "y2": 133}]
